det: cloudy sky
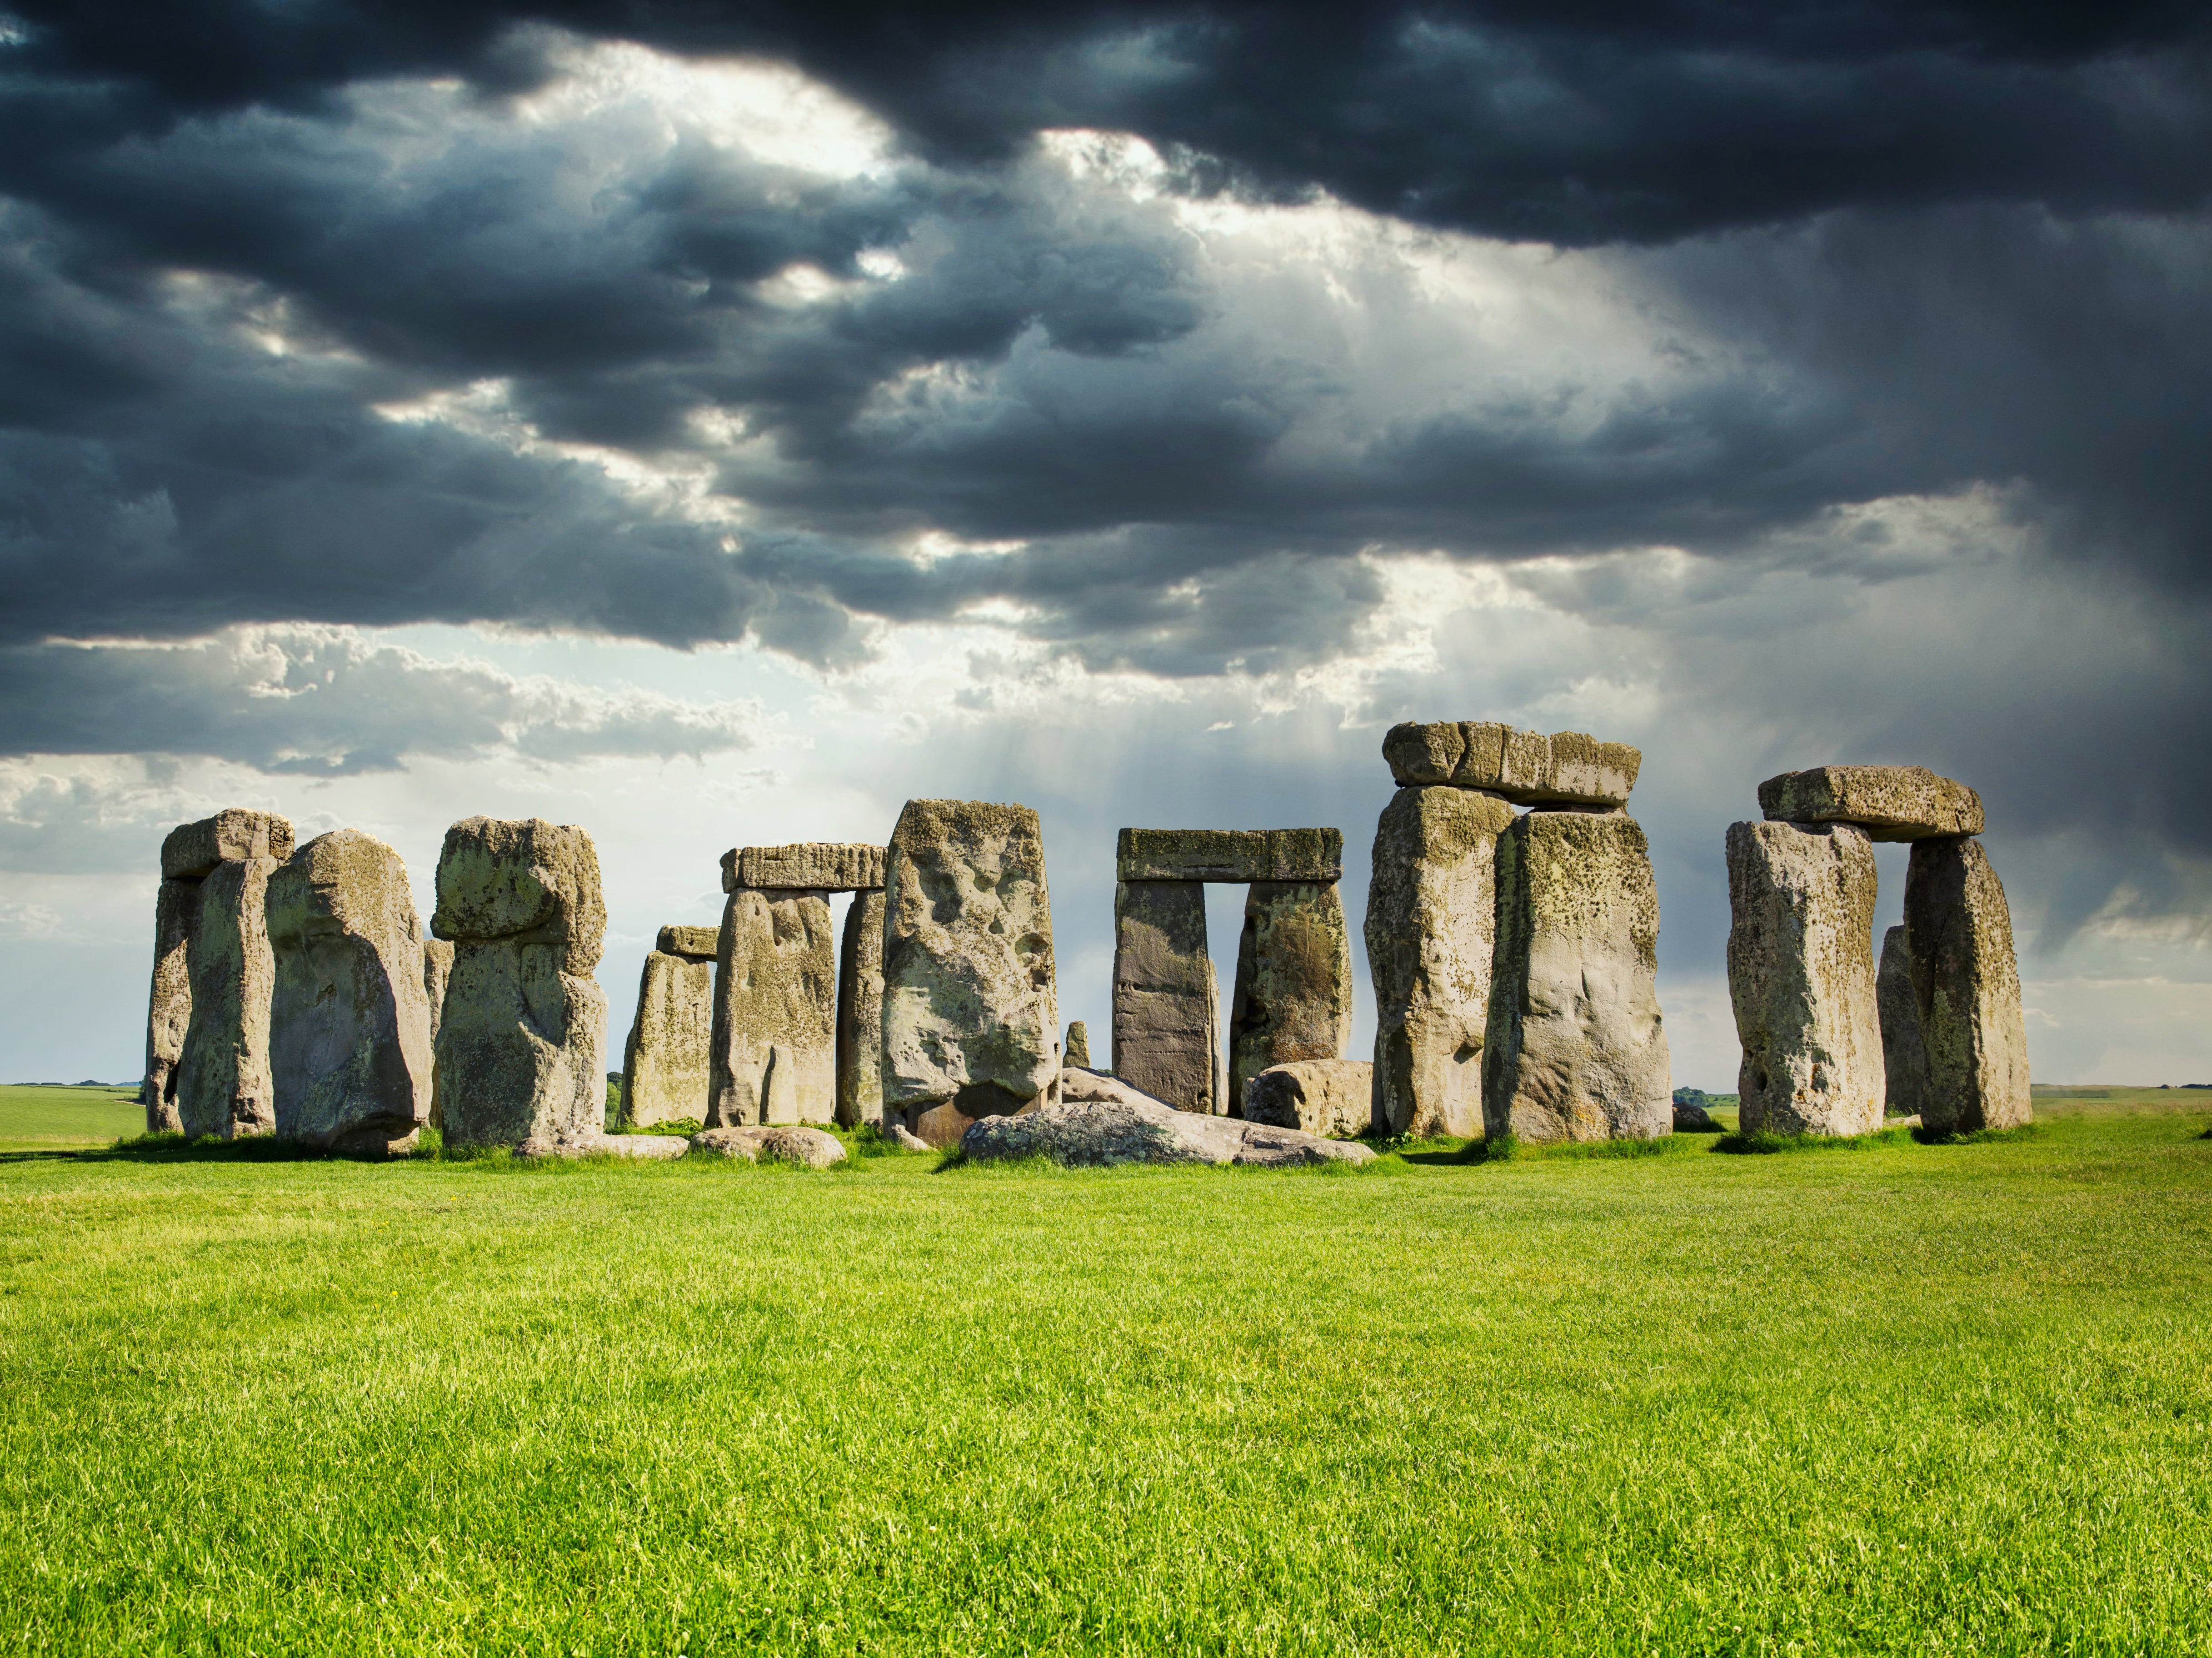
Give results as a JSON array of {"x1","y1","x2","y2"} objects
[{"x1": 3, "y1": 1, "x2": 2208, "y2": 1089}]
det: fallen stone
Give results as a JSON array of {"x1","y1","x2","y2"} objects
[
  {"x1": 1063, "y1": 1020, "x2": 1091, "y2": 1069},
  {"x1": 722, "y1": 843, "x2": 885, "y2": 893},
  {"x1": 689, "y1": 1124, "x2": 848, "y2": 1168},
  {"x1": 1243, "y1": 1059, "x2": 1373, "y2": 1138},
  {"x1": 1383, "y1": 723, "x2": 1640, "y2": 807},
  {"x1": 889, "y1": 1123, "x2": 933, "y2": 1152},
  {"x1": 656, "y1": 924, "x2": 720, "y2": 960},
  {"x1": 880, "y1": 799, "x2": 1059, "y2": 1147},
  {"x1": 1483, "y1": 812, "x2": 1671, "y2": 1142},
  {"x1": 1877, "y1": 924, "x2": 1931, "y2": 1118},
  {"x1": 1673, "y1": 1098, "x2": 1722, "y2": 1132},
  {"x1": 1113, "y1": 878, "x2": 1221, "y2": 1115},
  {"x1": 708, "y1": 888, "x2": 837, "y2": 1127},
  {"x1": 1725, "y1": 820, "x2": 1885, "y2": 1138},
  {"x1": 431, "y1": 818, "x2": 609, "y2": 1153},
  {"x1": 1366, "y1": 784, "x2": 1516, "y2": 1137},
  {"x1": 1114, "y1": 827, "x2": 1343, "y2": 884},
  {"x1": 141, "y1": 876, "x2": 198, "y2": 1134},
  {"x1": 1758, "y1": 765, "x2": 1984, "y2": 841},
  {"x1": 1228, "y1": 880, "x2": 1353, "y2": 1113},
  {"x1": 175, "y1": 855, "x2": 281, "y2": 1139},
  {"x1": 160, "y1": 809, "x2": 295, "y2": 881},
  {"x1": 835, "y1": 889, "x2": 887, "y2": 1129},
  {"x1": 520, "y1": 1131, "x2": 689, "y2": 1161},
  {"x1": 964, "y1": 1079, "x2": 1377, "y2": 1168},
  {"x1": 620, "y1": 944, "x2": 716, "y2": 1127},
  {"x1": 1903, "y1": 837, "x2": 2032, "y2": 1133},
  {"x1": 266, "y1": 829, "x2": 434, "y2": 1155}
]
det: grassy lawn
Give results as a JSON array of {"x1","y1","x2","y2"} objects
[
  {"x1": 1, "y1": 1088, "x2": 2208, "y2": 1654},
  {"x1": 0, "y1": 1084, "x2": 145, "y2": 1151}
]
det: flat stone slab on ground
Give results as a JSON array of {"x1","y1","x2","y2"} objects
[
  {"x1": 519, "y1": 1132, "x2": 689, "y2": 1160},
  {"x1": 722, "y1": 843, "x2": 885, "y2": 893},
  {"x1": 1115, "y1": 827, "x2": 1343, "y2": 884},
  {"x1": 1243, "y1": 1059, "x2": 1373, "y2": 1137},
  {"x1": 689, "y1": 1124, "x2": 847, "y2": 1168},
  {"x1": 1383, "y1": 723, "x2": 1640, "y2": 807},
  {"x1": 969, "y1": 1069, "x2": 1376, "y2": 1167},
  {"x1": 656, "y1": 924, "x2": 720, "y2": 959},
  {"x1": 1758, "y1": 765, "x2": 1984, "y2": 841}
]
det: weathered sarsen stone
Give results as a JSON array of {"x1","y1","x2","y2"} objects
[
  {"x1": 1112, "y1": 878, "x2": 1220, "y2": 1114},
  {"x1": 709, "y1": 888, "x2": 838, "y2": 1127},
  {"x1": 723, "y1": 843, "x2": 885, "y2": 892},
  {"x1": 619, "y1": 929, "x2": 717, "y2": 1129},
  {"x1": 1366, "y1": 785, "x2": 1516, "y2": 1138},
  {"x1": 1758, "y1": 765, "x2": 1984, "y2": 841},
  {"x1": 1483, "y1": 812, "x2": 1671, "y2": 1142},
  {"x1": 1228, "y1": 881, "x2": 1353, "y2": 1113},
  {"x1": 1904, "y1": 837, "x2": 2031, "y2": 1134},
  {"x1": 880, "y1": 799, "x2": 1059, "y2": 1148},
  {"x1": 266, "y1": 829, "x2": 434, "y2": 1154},
  {"x1": 1383, "y1": 723, "x2": 1640, "y2": 808},
  {"x1": 161, "y1": 809, "x2": 294, "y2": 880},
  {"x1": 431, "y1": 817, "x2": 608, "y2": 1153},
  {"x1": 1063, "y1": 1021, "x2": 1091, "y2": 1069},
  {"x1": 1243, "y1": 1059, "x2": 1373, "y2": 1138},
  {"x1": 1116, "y1": 827, "x2": 1342, "y2": 884},
  {"x1": 1725, "y1": 820, "x2": 1884, "y2": 1137},
  {"x1": 142, "y1": 877, "x2": 199, "y2": 1134},
  {"x1": 967, "y1": 1069, "x2": 1375, "y2": 1167},
  {"x1": 175, "y1": 854, "x2": 281, "y2": 1139},
  {"x1": 422, "y1": 938, "x2": 454, "y2": 1042},
  {"x1": 836, "y1": 889, "x2": 887, "y2": 1129},
  {"x1": 1877, "y1": 925, "x2": 1931, "y2": 1119}
]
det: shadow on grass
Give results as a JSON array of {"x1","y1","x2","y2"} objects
[
  {"x1": 1912, "y1": 1122, "x2": 2042, "y2": 1147},
  {"x1": 1715, "y1": 1125, "x2": 1920, "y2": 1155}
]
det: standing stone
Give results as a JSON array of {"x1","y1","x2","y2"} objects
[
  {"x1": 1366, "y1": 785, "x2": 1517, "y2": 1138},
  {"x1": 141, "y1": 878, "x2": 199, "y2": 1134},
  {"x1": 880, "y1": 799, "x2": 1059, "y2": 1148},
  {"x1": 1063, "y1": 1021, "x2": 1091, "y2": 1069},
  {"x1": 266, "y1": 829, "x2": 434, "y2": 1154},
  {"x1": 1228, "y1": 881, "x2": 1353, "y2": 1114},
  {"x1": 1877, "y1": 925, "x2": 1930, "y2": 1119},
  {"x1": 431, "y1": 817, "x2": 608, "y2": 1153},
  {"x1": 619, "y1": 926, "x2": 718, "y2": 1129},
  {"x1": 1483, "y1": 811, "x2": 1671, "y2": 1142},
  {"x1": 423, "y1": 938, "x2": 454, "y2": 1043},
  {"x1": 1903, "y1": 838, "x2": 2032, "y2": 1134},
  {"x1": 836, "y1": 890, "x2": 887, "y2": 1129},
  {"x1": 709, "y1": 889, "x2": 837, "y2": 1127},
  {"x1": 1724, "y1": 820, "x2": 1884, "y2": 1137},
  {"x1": 1113, "y1": 879, "x2": 1220, "y2": 1114},
  {"x1": 175, "y1": 855, "x2": 281, "y2": 1139}
]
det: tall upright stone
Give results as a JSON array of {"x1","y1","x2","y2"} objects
[
  {"x1": 1063, "y1": 1021, "x2": 1091, "y2": 1070},
  {"x1": 880, "y1": 799, "x2": 1058, "y2": 1148},
  {"x1": 431, "y1": 817, "x2": 608, "y2": 1153},
  {"x1": 1876, "y1": 925, "x2": 1930, "y2": 1119},
  {"x1": 175, "y1": 854, "x2": 282, "y2": 1139},
  {"x1": 1903, "y1": 837, "x2": 2031, "y2": 1134},
  {"x1": 1113, "y1": 879, "x2": 1220, "y2": 1114},
  {"x1": 1228, "y1": 881, "x2": 1353, "y2": 1114},
  {"x1": 1724, "y1": 819, "x2": 1884, "y2": 1137},
  {"x1": 620, "y1": 925, "x2": 718, "y2": 1129},
  {"x1": 266, "y1": 829, "x2": 434, "y2": 1155},
  {"x1": 710, "y1": 893, "x2": 837, "y2": 1129},
  {"x1": 1483, "y1": 811, "x2": 1671, "y2": 1142},
  {"x1": 141, "y1": 878, "x2": 199, "y2": 1134},
  {"x1": 422, "y1": 939, "x2": 453, "y2": 1043},
  {"x1": 836, "y1": 890, "x2": 887, "y2": 1129},
  {"x1": 1366, "y1": 785, "x2": 1516, "y2": 1138}
]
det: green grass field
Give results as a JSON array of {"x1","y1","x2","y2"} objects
[
  {"x1": 0, "y1": 1083, "x2": 145, "y2": 1150},
  {"x1": 2, "y1": 1084, "x2": 2209, "y2": 1655}
]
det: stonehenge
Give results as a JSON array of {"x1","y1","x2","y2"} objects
[
  {"x1": 1483, "y1": 808, "x2": 1672, "y2": 1142},
  {"x1": 710, "y1": 844, "x2": 882, "y2": 1130},
  {"x1": 166, "y1": 810, "x2": 295, "y2": 1140},
  {"x1": 1111, "y1": 827, "x2": 1348, "y2": 1120},
  {"x1": 619, "y1": 925, "x2": 718, "y2": 1128},
  {"x1": 881, "y1": 801, "x2": 1059, "y2": 1148},
  {"x1": 1725, "y1": 820, "x2": 1884, "y2": 1137},
  {"x1": 431, "y1": 817, "x2": 609, "y2": 1154},
  {"x1": 835, "y1": 892, "x2": 887, "y2": 1129},
  {"x1": 266, "y1": 829, "x2": 434, "y2": 1155},
  {"x1": 1726, "y1": 764, "x2": 2029, "y2": 1136}
]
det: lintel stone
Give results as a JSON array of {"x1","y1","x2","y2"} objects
[
  {"x1": 721, "y1": 842, "x2": 885, "y2": 893},
  {"x1": 657, "y1": 924, "x2": 720, "y2": 960},
  {"x1": 1758, "y1": 765, "x2": 1984, "y2": 841},
  {"x1": 1383, "y1": 722, "x2": 1640, "y2": 807},
  {"x1": 1115, "y1": 827, "x2": 1342, "y2": 884}
]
